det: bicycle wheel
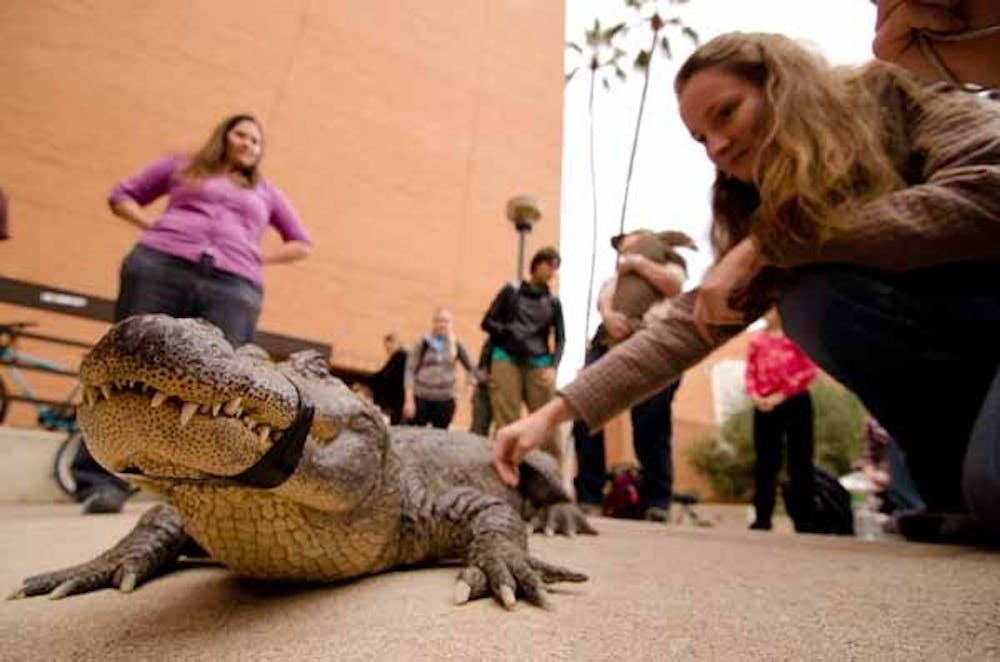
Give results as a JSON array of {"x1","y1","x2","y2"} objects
[
  {"x1": 53, "y1": 430, "x2": 84, "y2": 499},
  {"x1": 0, "y1": 374, "x2": 8, "y2": 424}
]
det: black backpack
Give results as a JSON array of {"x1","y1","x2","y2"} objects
[{"x1": 781, "y1": 467, "x2": 854, "y2": 536}]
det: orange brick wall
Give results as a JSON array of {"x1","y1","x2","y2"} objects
[{"x1": 0, "y1": 1, "x2": 564, "y2": 427}]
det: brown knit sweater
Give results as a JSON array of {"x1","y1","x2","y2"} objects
[{"x1": 562, "y1": 67, "x2": 1000, "y2": 431}]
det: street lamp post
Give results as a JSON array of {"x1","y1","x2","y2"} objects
[{"x1": 505, "y1": 195, "x2": 541, "y2": 281}]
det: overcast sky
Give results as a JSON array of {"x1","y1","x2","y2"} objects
[{"x1": 557, "y1": 0, "x2": 878, "y2": 384}]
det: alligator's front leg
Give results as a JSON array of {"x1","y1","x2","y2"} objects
[
  {"x1": 9, "y1": 504, "x2": 191, "y2": 599},
  {"x1": 406, "y1": 488, "x2": 587, "y2": 609}
]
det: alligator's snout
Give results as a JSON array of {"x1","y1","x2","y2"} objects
[
  {"x1": 75, "y1": 314, "x2": 302, "y2": 482},
  {"x1": 79, "y1": 314, "x2": 299, "y2": 430}
]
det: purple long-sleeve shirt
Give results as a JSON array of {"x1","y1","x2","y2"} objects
[{"x1": 109, "y1": 155, "x2": 310, "y2": 286}]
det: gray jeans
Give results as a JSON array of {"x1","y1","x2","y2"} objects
[{"x1": 779, "y1": 262, "x2": 1000, "y2": 526}]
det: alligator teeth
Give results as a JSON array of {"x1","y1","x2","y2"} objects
[
  {"x1": 258, "y1": 426, "x2": 271, "y2": 444},
  {"x1": 100, "y1": 385, "x2": 112, "y2": 400},
  {"x1": 211, "y1": 402, "x2": 222, "y2": 417},
  {"x1": 150, "y1": 392, "x2": 167, "y2": 408},
  {"x1": 84, "y1": 388, "x2": 97, "y2": 407},
  {"x1": 243, "y1": 415, "x2": 256, "y2": 432},
  {"x1": 199, "y1": 404, "x2": 210, "y2": 414},
  {"x1": 179, "y1": 402, "x2": 199, "y2": 428},
  {"x1": 223, "y1": 397, "x2": 242, "y2": 416}
]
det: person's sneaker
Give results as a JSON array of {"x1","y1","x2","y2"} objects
[
  {"x1": 748, "y1": 520, "x2": 772, "y2": 531},
  {"x1": 644, "y1": 506, "x2": 671, "y2": 523},
  {"x1": 81, "y1": 486, "x2": 129, "y2": 515}
]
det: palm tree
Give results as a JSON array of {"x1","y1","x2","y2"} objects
[
  {"x1": 618, "y1": 0, "x2": 699, "y2": 235},
  {"x1": 566, "y1": 20, "x2": 628, "y2": 341}
]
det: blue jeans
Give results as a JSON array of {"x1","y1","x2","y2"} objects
[
  {"x1": 573, "y1": 337, "x2": 680, "y2": 510},
  {"x1": 779, "y1": 262, "x2": 1000, "y2": 526},
  {"x1": 73, "y1": 245, "x2": 264, "y2": 500}
]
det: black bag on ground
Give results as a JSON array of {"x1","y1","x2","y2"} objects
[{"x1": 781, "y1": 467, "x2": 854, "y2": 535}]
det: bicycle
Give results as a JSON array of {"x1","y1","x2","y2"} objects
[{"x1": 0, "y1": 321, "x2": 92, "y2": 497}]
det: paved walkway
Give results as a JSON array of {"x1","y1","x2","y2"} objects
[{"x1": 1, "y1": 503, "x2": 998, "y2": 661}]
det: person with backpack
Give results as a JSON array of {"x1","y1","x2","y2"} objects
[
  {"x1": 480, "y1": 247, "x2": 565, "y2": 462},
  {"x1": 403, "y1": 308, "x2": 475, "y2": 429},
  {"x1": 745, "y1": 308, "x2": 818, "y2": 531}
]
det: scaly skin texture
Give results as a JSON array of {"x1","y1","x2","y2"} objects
[{"x1": 11, "y1": 315, "x2": 593, "y2": 607}]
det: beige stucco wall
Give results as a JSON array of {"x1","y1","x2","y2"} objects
[{"x1": 0, "y1": 0, "x2": 564, "y2": 427}]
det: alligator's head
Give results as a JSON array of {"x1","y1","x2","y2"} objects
[{"x1": 76, "y1": 315, "x2": 390, "y2": 513}]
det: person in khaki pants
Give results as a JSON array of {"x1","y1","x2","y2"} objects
[{"x1": 481, "y1": 247, "x2": 565, "y2": 463}]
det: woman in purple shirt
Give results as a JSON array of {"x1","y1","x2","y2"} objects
[
  {"x1": 74, "y1": 114, "x2": 311, "y2": 514},
  {"x1": 108, "y1": 113, "x2": 312, "y2": 346}
]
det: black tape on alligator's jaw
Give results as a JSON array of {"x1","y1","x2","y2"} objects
[{"x1": 212, "y1": 380, "x2": 314, "y2": 489}]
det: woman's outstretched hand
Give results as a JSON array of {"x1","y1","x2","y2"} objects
[
  {"x1": 491, "y1": 398, "x2": 573, "y2": 487},
  {"x1": 693, "y1": 236, "x2": 763, "y2": 343}
]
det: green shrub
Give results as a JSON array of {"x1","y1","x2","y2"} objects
[{"x1": 686, "y1": 380, "x2": 866, "y2": 501}]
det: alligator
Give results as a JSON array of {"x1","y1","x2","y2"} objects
[{"x1": 10, "y1": 315, "x2": 594, "y2": 608}]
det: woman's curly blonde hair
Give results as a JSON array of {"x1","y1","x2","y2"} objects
[{"x1": 675, "y1": 32, "x2": 922, "y2": 259}]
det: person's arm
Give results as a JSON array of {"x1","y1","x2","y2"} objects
[
  {"x1": 873, "y1": 0, "x2": 1000, "y2": 90},
  {"x1": 617, "y1": 254, "x2": 686, "y2": 298},
  {"x1": 480, "y1": 284, "x2": 515, "y2": 338},
  {"x1": 491, "y1": 291, "x2": 747, "y2": 486},
  {"x1": 694, "y1": 236, "x2": 765, "y2": 342},
  {"x1": 745, "y1": 337, "x2": 764, "y2": 398},
  {"x1": 492, "y1": 396, "x2": 575, "y2": 486},
  {"x1": 110, "y1": 197, "x2": 156, "y2": 230},
  {"x1": 598, "y1": 278, "x2": 631, "y2": 341},
  {"x1": 456, "y1": 342, "x2": 476, "y2": 389},
  {"x1": 265, "y1": 184, "x2": 312, "y2": 265},
  {"x1": 402, "y1": 343, "x2": 420, "y2": 420},
  {"x1": 780, "y1": 342, "x2": 819, "y2": 397},
  {"x1": 262, "y1": 240, "x2": 312, "y2": 265},
  {"x1": 561, "y1": 289, "x2": 747, "y2": 432},
  {"x1": 550, "y1": 297, "x2": 565, "y2": 368},
  {"x1": 745, "y1": 336, "x2": 775, "y2": 411},
  {"x1": 763, "y1": 83, "x2": 1000, "y2": 271},
  {"x1": 108, "y1": 155, "x2": 183, "y2": 230}
]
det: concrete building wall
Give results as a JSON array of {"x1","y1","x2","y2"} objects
[{"x1": 0, "y1": 0, "x2": 564, "y2": 427}]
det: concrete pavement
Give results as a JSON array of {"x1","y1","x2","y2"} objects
[{"x1": 1, "y1": 502, "x2": 998, "y2": 661}]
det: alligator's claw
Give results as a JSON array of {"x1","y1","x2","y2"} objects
[
  {"x1": 8, "y1": 504, "x2": 187, "y2": 600},
  {"x1": 531, "y1": 503, "x2": 598, "y2": 537},
  {"x1": 454, "y1": 535, "x2": 587, "y2": 609}
]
